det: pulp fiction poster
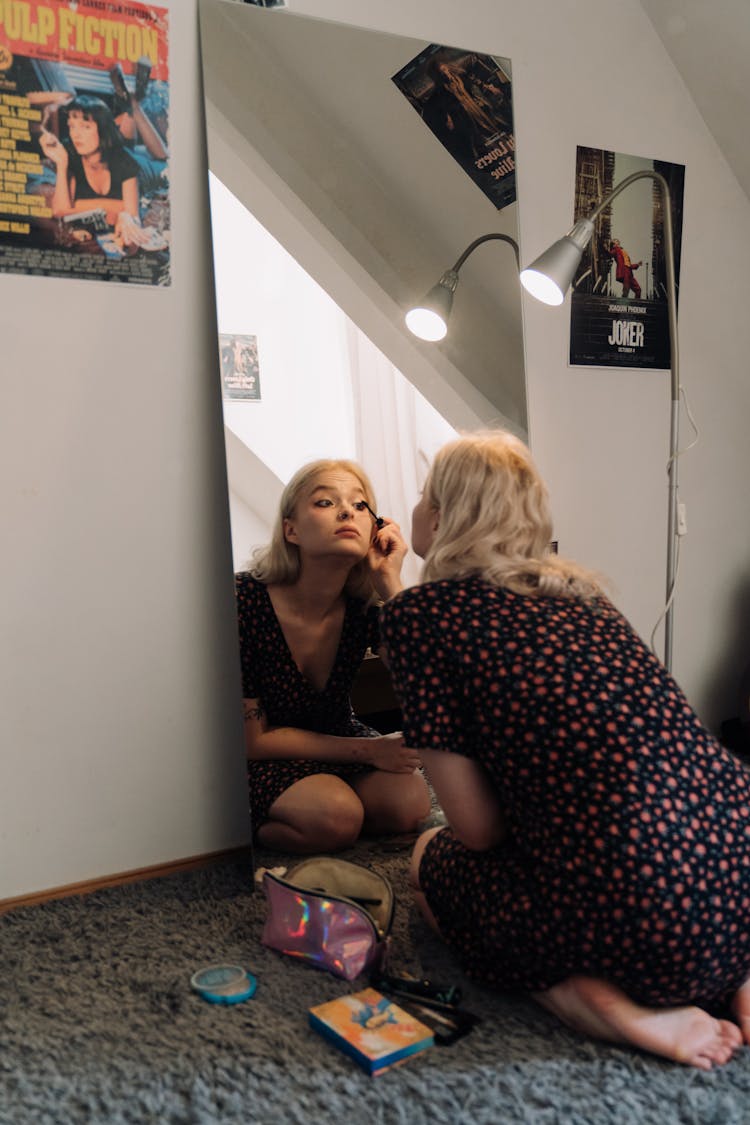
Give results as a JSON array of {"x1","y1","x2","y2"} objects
[
  {"x1": 569, "y1": 146, "x2": 685, "y2": 369},
  {"x1": 0, "y1": 0, "x2": 170, "y2": 286},
  {"x1": 391, "y1": 44, "x2": 516, "y2": 211}
]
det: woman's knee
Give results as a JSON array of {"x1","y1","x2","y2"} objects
[
  {"x1": 312, "y1": 788, "x2": 364, "y2": 849},
  {"x1": 397, "y1": 772, "x2": 432, "y2": 830},
  {"x1": 355, "y1": 769, "x2": 431, "y2": 834},
  {"x1": 266, "y1": 775, "x2": 365, "y2": 851}
]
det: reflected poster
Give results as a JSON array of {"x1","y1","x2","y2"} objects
[
  {"x1": 392, "y1": 44, "x2": 515, "y2": 211},
  {"x1": 0, "y1": 0, "x2": 170, "y2": 286},
  {"x1": 220, "y1": 333, "x2": 261, "y2": 401},
  {"x1": 569, "y1": 146, "x2": 685, "y2": 369}
]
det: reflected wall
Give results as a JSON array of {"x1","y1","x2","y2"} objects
[{"x1": 199, "y1": 0, "x2": 528, "y2": 570}]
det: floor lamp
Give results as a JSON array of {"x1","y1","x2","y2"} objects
[
  {"x1": 405, "y1": 233, "x2": 520, "y2": 342},
  {"x1": 519, "y1": 170, "x2": 680, "y2": 672}
]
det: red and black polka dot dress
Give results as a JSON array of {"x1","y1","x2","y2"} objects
[
  {"x1": 235, "y1": 573, "x2": 380, "y2": 829},
  {"x1": 381, "y1": 575, "x2": 750, "y2": 1009}
]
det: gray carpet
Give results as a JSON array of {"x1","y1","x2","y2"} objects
[{"x1": 2, "y1": 839, "x2": 750, "y2": 1125}]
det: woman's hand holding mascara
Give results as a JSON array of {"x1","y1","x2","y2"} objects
[{"x1": 367, "y1": 517, "x2": 407, "y2": 600}]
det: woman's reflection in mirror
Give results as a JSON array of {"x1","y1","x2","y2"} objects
[{"x1": 235, "y1": 459, "x2": 431, "y2": 854}]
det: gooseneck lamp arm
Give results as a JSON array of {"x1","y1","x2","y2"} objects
[
  {"x1": 520, "y1": 170, "x2": 679, "y2": 672},
  {"x1": 405, "y1": 233, "x2": 520, "y2": 342},
  {"x1": 450, "y1": 232, "x2": 521, "y2": 272}
]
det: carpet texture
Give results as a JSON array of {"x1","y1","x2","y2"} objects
[{"x1": 2, "y1": 840, "x2": 750, "y2": 1125}]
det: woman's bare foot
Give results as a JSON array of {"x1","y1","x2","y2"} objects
[
  {"x1": 730, "y1": 978, "x2": 750, "y2": 1045},
  {"x1": 533, "y1": 976, "x2": 743, "y2": 1071}
]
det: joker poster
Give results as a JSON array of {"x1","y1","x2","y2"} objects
[{"x1": 569, "y1": 146, "x2": 685, "y2": 369}]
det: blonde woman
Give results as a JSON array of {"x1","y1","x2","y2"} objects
[
  {"x1": 236, "y1": 459, "x2": 430, "y2": 854},
  {"x1": 381, "y1": 431, "x2": 750, "y2": 1070}
]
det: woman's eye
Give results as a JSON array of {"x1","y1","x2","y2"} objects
[
  {"x1": 354, "y1": 501, "x2": 368, "y2": 511},
  {"x1": 314, "y1": 499, "x2": 333, "y2": 508}
]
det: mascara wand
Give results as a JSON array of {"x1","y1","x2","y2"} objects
[{"x1": 363, "y1": 501, "x2": 385, "y2": 530}]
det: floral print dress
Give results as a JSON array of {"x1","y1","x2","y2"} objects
[
  {"x1": 381, "y1": 575, "x2": 750, "y2": 1009},
  {"x1": 235, "y1": 573, "x2": 380, "y2": 829}
]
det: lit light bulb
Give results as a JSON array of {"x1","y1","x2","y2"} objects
[{"x1": 405, "y1": 307, "x2": 447, "y2": 341}]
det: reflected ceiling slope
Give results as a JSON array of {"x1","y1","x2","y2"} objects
[
  {"x1": 200, "y1": 1, "x2": 526, "y2": 432},
  {"x1": 225, "y1": 426, "x2": 283, "y2": 528}
]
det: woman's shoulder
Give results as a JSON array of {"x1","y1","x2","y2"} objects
[
  {"x1": 235, "y1": 570, "x2": 258, "y2": 585},
  {"x1": 235, "y1": 571, "x2": 266, "y2": 601},
  {"x1": 383, "y1": 576, "x2": 490, "y2": 619}
]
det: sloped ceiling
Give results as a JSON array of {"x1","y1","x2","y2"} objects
[
  {"x1": 640, "y1": 0, "x2": 750, "y2": 200},
  {"x1": 200, "y1": 1, "x2": 527, "y2": 434}
]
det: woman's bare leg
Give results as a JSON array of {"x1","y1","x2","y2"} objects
[
  {"x1": 352, "y1": 768, "x2": 431, "y2": 836},
  {"x1": 533, "y1": 976, "x2": 743, "y2": 1070},
  {"x1": 257, "y1": 774, "x2": 364, "y2": 854},
  {"x1": 730, "y1": 977, "x2": 750, "y2": 1044},
  {"x1": 407, "y1": 825, "x2": 446, "y2": 936}
]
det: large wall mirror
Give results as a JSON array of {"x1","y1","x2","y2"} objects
[{"x1": 198, "y1": 0, "x2": 528, "y2": 589}]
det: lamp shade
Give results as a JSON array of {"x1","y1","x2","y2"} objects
[
  {"x1": 406, "y1": 235, "x2": 519, "y2": 342},
  {"x1": 520, "y1": 218, "x2": 594, "y2": 305},
  {"x1": 405, "y1": 269, "x2": 458, "y2": 341}
]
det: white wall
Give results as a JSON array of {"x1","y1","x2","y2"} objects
[
  {"x1": 3, "y1": 0, "x2": 749, "y2": 900},
  {"x1": 0, "y1": 0, "x2": 250, "y2": 901}
]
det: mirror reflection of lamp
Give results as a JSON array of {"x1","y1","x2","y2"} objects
[
  {"x1": 405, "y1": 233, "x2": 520, "y2": 342},
  {"x1": 520, "y1": 171, "x2": 681, "y2": 672}
]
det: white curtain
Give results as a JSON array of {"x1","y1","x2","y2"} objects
[{"x1": 345, "y1": 321, "x2": 456, "y2": 588}]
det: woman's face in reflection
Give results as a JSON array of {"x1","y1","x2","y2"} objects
[{"x1": 283, "y1": 471, "x2": 373, "y2": 562}]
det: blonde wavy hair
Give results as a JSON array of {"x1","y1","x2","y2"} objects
[
  {"x1": 249, "y1": 459, "x2": 379, "y2": 602},
  {"x1": 420, "y1": 431, "x2": 604, "y2": 599}
]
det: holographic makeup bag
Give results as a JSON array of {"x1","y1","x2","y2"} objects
[{"x1": 261, "y1": 857, "x2": 394, "y2": 982}]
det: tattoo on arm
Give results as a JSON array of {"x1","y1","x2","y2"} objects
[{"x1": 244, "y1": 702, "x2": 265, "y2": 722}]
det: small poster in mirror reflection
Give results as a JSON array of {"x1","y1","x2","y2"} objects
[
  {"x1": 220, "y1": 333, "x2": 261, "y2": 401},
  {"x1": 0, "y1": 0, "x2": 170, "y2": 286},
  {"x1": 391, "y1": 45, "x2": 515, "y2": 211},
  {"x1": 569, "y1": 146, "x2": 685, "y2": 370}
]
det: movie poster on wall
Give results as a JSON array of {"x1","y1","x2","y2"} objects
[
  {"x1": 0, "y1": 0, "x2": 170, "y2": 286},
  {"x1": 219, "y1": 333, "x2": 261, "y2": 401},
  {"x1": 391, "y1": 45, "x2": 516, "y2": 211},
  {"x1": 569, "y1": 146, "x2": 685, "y2": 369}
]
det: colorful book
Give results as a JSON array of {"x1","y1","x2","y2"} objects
[{"x1": 309, "y1": 987, "x2": 434, "y2": 1076}]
